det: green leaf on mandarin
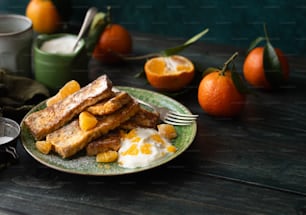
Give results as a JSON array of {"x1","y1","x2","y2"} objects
[
  {"x1": 202, "y1": 67, "x2": 220, "y2": 78},
  {"x1": 263, "y1": 42, "x2": 283, "y2": 87},
  {"x1": 246, "y1": 36, "x2": 265, "y2": 54},
  {"x1": 231, "y1": 69, "x2": 251, "y2": 94}
]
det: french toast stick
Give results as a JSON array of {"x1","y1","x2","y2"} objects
[
  {"x1": 47, "y1": 100, "x2": 140, "y2": 158},
  {"x1": 86, "y1": 130, "x2": 121, "y2": 156},
  {"x1": 120, "y1": 107, "x2": 160, "y2": 130},
  {"x1": 87, "y1": 91, "x2": 132, "y2": 115},
  {"x1": 24, "y1": 75, "x2": 113, "y2": 140}
]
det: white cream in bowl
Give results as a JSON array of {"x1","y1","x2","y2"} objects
[{"x1": 40, "y1": 35, "x2": 81, "y2": 54}]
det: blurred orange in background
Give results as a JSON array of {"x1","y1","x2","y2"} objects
[
  {"x1": 92, "y1": 24, "x2": 132, "y2": 64},
  {"x1": 26, "y1": 0, "x2": 61, "y2": 34}
]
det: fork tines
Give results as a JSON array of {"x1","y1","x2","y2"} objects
[
  {"x1": 168, "y1": 112, "x2": 198, "y2": 119},
  {"x1": 164, "y1": 112, "x2": 198, "y2": 126}
]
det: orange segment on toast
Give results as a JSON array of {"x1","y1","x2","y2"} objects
[{"x1": 47, "y1": 80, "x2": 81, "y2": 106}]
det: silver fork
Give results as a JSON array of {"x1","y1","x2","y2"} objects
[{"x1": 135, "y1": 98, "x2": 198, "y2": 126}]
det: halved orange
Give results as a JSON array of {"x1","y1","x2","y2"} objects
[{"x1": 144, "y1": 55, "x2": 195, "y2": 92}]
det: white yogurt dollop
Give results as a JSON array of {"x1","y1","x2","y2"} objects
[
  {"x1": 40, "y1": 36, "x2": 80, "y2": 54},
  {"x1": 118, "y1": 128, "x2": 177, "y2": 169}
]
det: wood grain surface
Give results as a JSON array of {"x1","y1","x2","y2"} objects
[{"x1": 1, "y1": 32, "x2": 306, "y2": 215}]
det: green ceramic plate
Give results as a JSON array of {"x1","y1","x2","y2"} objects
[{"x1": 20, "y1": 86, "x2": 197, "y2": 176}]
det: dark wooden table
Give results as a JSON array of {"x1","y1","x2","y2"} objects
[{"x1": 1, "y1": 32, "x2": 306, "y2": 215}]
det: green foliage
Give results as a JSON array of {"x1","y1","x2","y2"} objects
[
  {"x1": 202, "y1": 67, "x2": 219, "y2": 78},
  {"x1": 246, "y1": 36, "x2": 265, "y2": 54},
  {"x1": 85, "y1": 10, "x2": 111, "y2": 54},
  {"x1": 231, "y1": 66, "x2": 250, "y2": 95},
  {"x1": 161, "y1": 28, "x2": 209, "y2": 56},
  {"x1": 263, "y1": 42, "x2": 283, "y2": 87},
  {"x1": 247, "y1": 24, "x2": 284, "y2": 88}
]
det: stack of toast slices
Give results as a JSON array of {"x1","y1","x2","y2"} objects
[{"x1": 24, "y1": 75, "x2": 159, "y2": 158}]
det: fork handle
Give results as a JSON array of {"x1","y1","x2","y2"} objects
[{"x1": 134, "y1": 98, "x2": 158, "y2": 114}]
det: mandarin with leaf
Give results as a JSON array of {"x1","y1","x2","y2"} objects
[
  {"x1": 243, "y1": 25, "x2": 290, "y2": 89},
  {"x1": 198, "y1": 52, "x2": 247, "y2": 117},
  {"x1": 243, "y1": 47, "x2": 289, "y2": 89},
  {"x1": 93, "y1": 24, "x2": 132, "y2": 64}
]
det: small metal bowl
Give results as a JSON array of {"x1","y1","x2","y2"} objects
[{"x1": 0, "y1": 117, "x2": 20, "y2": 149}]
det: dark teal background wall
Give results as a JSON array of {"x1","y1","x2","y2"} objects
[{"x1": 1, "y1": 0, "x2": 305, "y2": 56}]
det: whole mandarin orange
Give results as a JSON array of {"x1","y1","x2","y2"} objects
[
  {"x1": 243, "y1": 47, "x2": 289, "y2": 89},
  {"x1": 26, "y1": 0, "x2": 61, "y2": 34},
  {"x1": 198, "y1": 69, "x2": 246, "y2": 117},
  {"x1": 93, "y1": 24, "x2": 132, "y2": 64}
]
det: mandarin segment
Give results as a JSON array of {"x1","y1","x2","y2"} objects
[
  {"x1": 140, "y1": 143, "x2": 152, "y2": 154},
  {"x1": 177, "y1": 64, "x2": 191, "y2": 72},
  {"x1": 125, "y1": 128, "x2": 137, "y2": 139},
  {"x1": 46, "y1": 80, "x2": 80, "y2": 106},
  {"x1": 121, "y1": 143, "x2": 139, "y2": 156},
  {"x1": 79, "y1": 111, "x2": 98, "y2": 131},
  {"x1": 146, "y1": 59, "x2": 165, "y2": 74},
  {"x1": 150, "y1": 133, "x2": 165, "y2": 144},
  {"x1": 36, "y1": 140, "x2": 52, "y2": 154},
  {"x1": 46, "y1": 94, "x2": 62, "y2": 107},
  {"x1": 167, "y1": 145, "x2": 177, "y2": 153},
  {"x1": 96, "y1": 150, "x2": 118, "y2": 163},
  {"x1": 157, "y1": 124, "x2": 177, "y2": 140},
  {"x1": 59, "y1": 80, "x2": 81, "y2": 98}
]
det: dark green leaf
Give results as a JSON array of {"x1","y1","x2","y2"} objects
[
  {"x1": 161, "y1": 28, "x2": 209, "y2": 56},
  {"x1": 231, "y1": 63, "x2": 251, "y2": 94},
  {"x1": 85, "y1": 12, "x2": 110, "y2": 54},
  {"x1": 202, "y1": 67, "x2": 219, "y2": 78},
  {"x1": 263, "y1": 42, "x2": 283, "y2": 87},
  {"x1": 247, "y1": 36, "x2": 265, "y2": 54},
  {"x1": 134, "y1": 70, "x2": 145, "y2": 78}
]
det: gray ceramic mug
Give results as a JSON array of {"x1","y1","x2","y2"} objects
[{"x1": 0, "y1": 14, "x2": 33, "y2": 77}]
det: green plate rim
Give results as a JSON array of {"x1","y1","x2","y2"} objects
[{"x1": 20, "y1": 86, "x2": 197, "y2": 176}]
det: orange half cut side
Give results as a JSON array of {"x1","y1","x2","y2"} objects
[{"x1": 144, "y1": 55, "x2": 195, "y2": 92}]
